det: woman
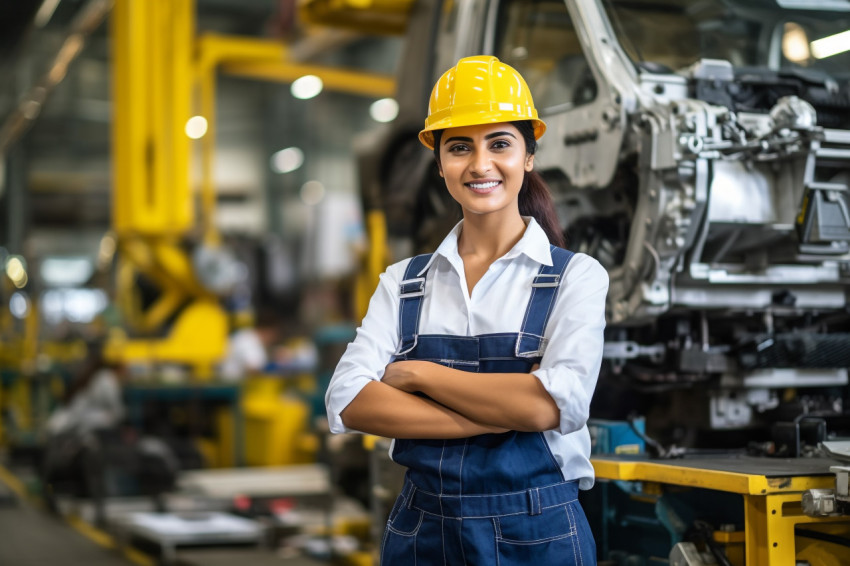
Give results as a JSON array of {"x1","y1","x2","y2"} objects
[{"x1": 326, "y1": 55, "x2": 608, "y2": 565}]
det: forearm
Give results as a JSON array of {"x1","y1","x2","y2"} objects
[
  {"x1": 418, "y1": 365, "x2": 560, "y2": 432},
  {"x1": 340, "y1": 381, "x2": 508, "y2": 439}
]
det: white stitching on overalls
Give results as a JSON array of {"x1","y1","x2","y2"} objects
[
  {"x1": 438, "y1": 442, "x2": 446, "y2": 499},
  {"x1": 458, "y1": 440, "x2": 469, "y2": 505},
  {"x1": 567, "y1": 503, "x2": 581, "y2": 566}
]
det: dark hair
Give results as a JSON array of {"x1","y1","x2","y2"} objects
[{"x1": 432, "y1": 120, "x2": 566, "y2": 248}]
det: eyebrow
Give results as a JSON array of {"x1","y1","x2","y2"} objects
[{"x1": 443, "y1": 131, "x2": 517, "y2": 145}]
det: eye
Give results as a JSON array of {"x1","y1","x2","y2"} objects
[
  {"x1": 448, "y1": 143, "x2": 470, "y2": 153},
  {"x1": 490, "y1": 139, "x2": 511, "y2": 150}
]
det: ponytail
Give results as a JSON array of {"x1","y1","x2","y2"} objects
[
  {"x1": 518, "y1": 169, "x2": 566, "y2": 248},
  {"x1": 431, "y1": 120, "x2": 566, "y2": 249}
]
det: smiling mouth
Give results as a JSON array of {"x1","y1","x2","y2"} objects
[{"x1": 465, "y1": 180, "x2": 501, "y2": 194}]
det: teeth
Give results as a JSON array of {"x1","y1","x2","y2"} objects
[{"x1": 468, "y1": 181, "x2": 499, "y2": 189}]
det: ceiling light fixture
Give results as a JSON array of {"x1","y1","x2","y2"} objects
[
  {"x1": 185, "y1": 115, "x2": 208, "y2": 139},
  {"x1": 370, "y1": 98, "x2": 399, "y2": 123},
  {"x1": 811, "y1": 29, "x2": 850, "y2": 59},
  {"x1": 271, "y1": 147, "x2": 305, "y2": 174},
  {"x1": 291, "y1": 75, "x2": 323, "y2": 100}
]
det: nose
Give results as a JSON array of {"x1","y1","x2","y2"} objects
[{"x1": 469, "y1": 147, "x2": 491, "y2": 175}]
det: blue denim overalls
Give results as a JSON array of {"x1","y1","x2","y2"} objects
[{"x1": 380, "y1": 246, "x2": 596, "y2": 565}]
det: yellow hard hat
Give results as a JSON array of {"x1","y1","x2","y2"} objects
[{"x1": 419, "y1": 55, "x2": 546, "y2": 150}]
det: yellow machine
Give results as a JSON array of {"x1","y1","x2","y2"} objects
[
  {"x1": 109, "y1": 0, "x2": 225, "y2": 378},
  {"x1": 108, "y1": 0, "x2": 397, "y2": 376},
  {"x1": 104, "y1": 0, "x2": 400, "y2": 469}
]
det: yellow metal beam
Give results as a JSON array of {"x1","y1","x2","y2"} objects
[
  {"x1": 221, "y1": 60, "x2": 395, "y2": 98},
  {"x1": 355, "y1": 210, "x2": 388, "y2": 320},
  {"x1": 591, "y1": 457, "x2": 836, "y2": 495},
  {"x1": 193, "y1": 33, "x2": 395, "y2": 245},
  {"x1": 112, "y1": 0, "x2": 194, "y2": 237},
  {"x1": 299, "y1": 0, "x2": 416, "y2": 36},
  {"x1": 744, "y1": 492, "x2": 850, "y2": 566},
  {"x1": 196, "y1": 33, "x2": 285, "y2": 71},
  {"x1": 196, "y1": 33, "x2": 396, "y2": 97}
]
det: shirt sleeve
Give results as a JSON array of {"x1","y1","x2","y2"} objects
[
  {"x1": 325, "y1": 263, "x2": 404, "y2": 433},
  {"x1": 532, "y1": 254, "x2": 609, "y2": 436}
]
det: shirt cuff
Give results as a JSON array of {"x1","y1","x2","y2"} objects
[
  {"x1": 326, "y1": 375, "x2": 376, "y2": 434},
  {"x1": 532, "y1": 367, "x2": 590, "y2": 436}
]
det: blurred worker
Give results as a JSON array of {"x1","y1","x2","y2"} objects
[
  {"x1": 326, "y1": 56, "x2": 608, "y2": 564},
  {"x1": 218, "y1": 310, "x2": 279, "y2": 381},
  {"x1": 42, "y1": 341, "x2": 126, "y2": 523},
  {"x1": 43, "y1": 341, "x2": 177, "y2": 524},
  {"x1": 46, "y1": 341, "x2": 125, "y2": 437}
]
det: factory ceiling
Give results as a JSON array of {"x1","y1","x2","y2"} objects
[{"x1": 0, "y1": 0, "x2": 400, "y2": 260}]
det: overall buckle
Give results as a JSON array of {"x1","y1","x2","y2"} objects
[
  {"x1": 400, "y1": 277, "x2": 426, "y2": 298},
  {"x1": 532, "y1": 274, "x2": 560, "y2": 288}
]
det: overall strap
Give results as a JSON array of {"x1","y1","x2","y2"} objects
[
  {"x1": 396, "y1": 253, "x2": 433, "y2": 355},
  {"x1": 516, "y1": 246, "x2": 575, "y2": 357}
]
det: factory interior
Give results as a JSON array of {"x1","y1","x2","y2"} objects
[{"x1": 1, "y1": 1, "x2": 850, "y2": 565}]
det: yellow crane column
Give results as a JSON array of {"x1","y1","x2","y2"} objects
[{"x1": 109, "y1": 0, "x2": 227, "y2": 378}]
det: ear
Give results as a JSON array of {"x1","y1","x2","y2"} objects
[
  {"x1": 436, "y1": 160, "x2": 444, "y2": 178},
  {"x1": 525, "y1": 154, "x2": 534, "y2": 172}
]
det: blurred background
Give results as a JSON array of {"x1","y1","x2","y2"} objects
[{"x1": 0, "y1": 1, "x2": 407, "y2": 565}]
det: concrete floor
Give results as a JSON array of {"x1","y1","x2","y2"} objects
[{"x1": 0, "y1": 501, "x2": 135, "y2": 566}]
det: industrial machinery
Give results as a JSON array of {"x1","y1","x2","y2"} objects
[
  {"x1": 351, "y1": 0, "x2": 850, "y2": 563},
  {"x1": 108, "y1": 0, "x2": 396, "y2": 379}
]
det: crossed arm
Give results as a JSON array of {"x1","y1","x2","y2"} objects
[{"x1": 340, "y1": 361, "x2": 559, "y2": 439}]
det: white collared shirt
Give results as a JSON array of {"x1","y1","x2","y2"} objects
[{"x1": 325, "y1": 217, "x2": 609, "y2": 489}]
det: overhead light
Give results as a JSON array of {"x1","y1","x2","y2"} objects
[
  {"x1": 300, "y1": 180, "x2": 326, "y2": 206},
  {"x1": 40, "y1": 257, "x2": 94, "y2": 287},
  {"x1": 5, "y1": 256, "x2": 28, "y2": 288},
  {"x1": 369, "y1": 98, "x2": 399, "y2": 123},
  {"x1": 42, "y1": 288, "x2": 108, "y2": 325},
  {"x1": 185, "y1": 115, "x2": 209, "y2": 139},
  {"x1": 34, "y1": 0, "x2": 61, "y2": 28},
  {"x1": 271, "y1": 147, "x2": 305, "y2": 174},
  {"x1": 9, "y1": 292, "x2": 30, "y2": 320},
  {"x1": 782, "y1": 23, "x2": 811, "y2": 63},
  {"x1": 811, "y1": 29, "x2": 850, "y2": 59},
  {"x1": 291, "y1": 75, "x2": 323, "y2": 100}
]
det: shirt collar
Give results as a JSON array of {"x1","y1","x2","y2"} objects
[{"x1": 415, "y1": 216, "x2": 554, "y2": 276}]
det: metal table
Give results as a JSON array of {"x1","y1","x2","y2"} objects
[
  {"x1": 592, "y1": 454, "x2": 850, "y2": 565},
  {"x1": 118, "y1": 511, "x2": 264, "y2": 564}
]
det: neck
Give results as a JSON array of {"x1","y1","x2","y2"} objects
[{"x1": 457, "y1": 208, "x2": 527, "y2": 261}]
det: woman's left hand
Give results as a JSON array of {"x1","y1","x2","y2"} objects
[{"x1": 382, "y1": 360, "x2": 430, "y2": 393}]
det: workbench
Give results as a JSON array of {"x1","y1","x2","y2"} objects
[
  {"x1": 123, "y1": 382, "x2": 244, "y2": 466},
  {"x1": 592, "y1": 454, "x2": 850, "y2": 565}
]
